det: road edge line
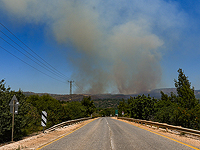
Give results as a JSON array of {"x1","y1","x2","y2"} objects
[
  {"x1": 116, "y1": 118, "x2": 200, "y2": 150},
  {"x1": 36, "y1": 118, "x2": 97, "y2": 150}
]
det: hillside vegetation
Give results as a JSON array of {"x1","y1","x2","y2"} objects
[
  {"x1": 0, "y1": 81, "x2": 96, "y2": 143},
  {"x1": 1, "y1": 68, "x2": 200, "y2": 143},
  {"x1": 118, "y1": 69, "x2": 200, "y2": 130}
]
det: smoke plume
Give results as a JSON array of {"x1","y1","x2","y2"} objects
[{"x1": 1, "y1": 0, "x2": 187, "y2": 94}]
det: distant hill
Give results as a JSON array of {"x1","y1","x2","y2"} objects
[
  {"x1": 23, "y1": 92, "x2": 86, "y2": 101},
  {"x1": 23, "y1": 88, "x2": 200, "y2": 102}
]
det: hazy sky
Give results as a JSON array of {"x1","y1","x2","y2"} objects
[{"x1": 0, "y1": 0, "x2": 200, "y2": 94}]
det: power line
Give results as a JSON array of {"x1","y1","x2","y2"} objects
[
  {"x1": 0, "y1": 36, "x2": 67, "y2": 81},
  {"x1": 0, "y1": 23, "x2": 69, "y2": 80},
  {"x1": 0, "y1": 23, "x2": 87, "y2": 93},
  {"x1": 0, "y1": 46, "x2": 66, "y2": 84},
  {"x1": 73, "y1": 82, "x2": 86, "y2": 94},
  {"x1": 0, "y1": 30, "x2": 66, "y2": 80}
]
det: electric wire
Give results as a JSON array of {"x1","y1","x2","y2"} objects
[
  {"x1": 0, "y1": 46, "x2": 66, "y2": 84},
  {"x1": 74, "y1": 82, "x2": 86, "y2": 93},
  {"x1": 0, "y1": 23, "x2": 69, "y2": 79},
  {"x1": 0, "y1": 23, "x2": 86, "y2": 93},
  {"x1": 0, "y1": 36, "x2": 67, "y2": 81},
  {"x1": 0, "y1": 30, "x2": 66, "y2": 80}
]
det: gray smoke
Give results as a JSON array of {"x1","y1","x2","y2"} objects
[{"x1": 1, "y1": 0, "x2": 187, "y2": 94}]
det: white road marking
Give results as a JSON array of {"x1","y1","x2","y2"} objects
[{"x1": 105, "y1": 118, "x2": 115, "y2": 150}]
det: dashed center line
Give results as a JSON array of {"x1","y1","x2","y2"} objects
[{"x1": 106, "y1": 118, "x2": 115, "y2": 150}]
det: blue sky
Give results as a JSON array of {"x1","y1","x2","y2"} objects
[{"x1": 0, "y1": 0, "x2": 200, "y2": 94}]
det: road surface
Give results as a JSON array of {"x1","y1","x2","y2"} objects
[{"x1": 39, "y1": 117, "x2": 198, "y2": 150}]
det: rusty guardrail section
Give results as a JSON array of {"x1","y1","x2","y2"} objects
[
  {"x1": 118, "y1": 117, "x2": 200, "y2": 137},
  {"x1": 45, "y1": 117, "x2": 92, "y2": 133}
]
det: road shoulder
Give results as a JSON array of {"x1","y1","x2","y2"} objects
[
  {"x1": 0, "y1": 118, "x2": 97, "y2": 150},
  {"x1": 113, "y1": 117, "x2": 200, "y2": 149}
]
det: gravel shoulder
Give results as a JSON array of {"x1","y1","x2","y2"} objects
[
  {"x1": 0, "y1": 118, "x2": 97, "y2": 150},
  {"x1": 115, "y1": 117, "x2": 200, "y2": 149}
]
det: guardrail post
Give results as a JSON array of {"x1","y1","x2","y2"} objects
[{"x1": 166, "y1": 127, "x2": 168, "y2": 132}]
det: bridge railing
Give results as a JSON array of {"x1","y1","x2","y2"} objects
[
  {"x1": 117, "y1": 117, "x2": 200, "y2": 137},
  {"x1": 45, "y1": 117, "x2": 92, "y2": 133}
]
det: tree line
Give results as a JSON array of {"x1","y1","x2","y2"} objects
[
  {"x1": 0, "y1": 80, "x2": 96, "y2": 143},
  {"x1": 1, "y1": 68, "x2": 199, "y2": 142},
  {"x1": 118, "y1": 69, "x2": 200, "y2": 130}
]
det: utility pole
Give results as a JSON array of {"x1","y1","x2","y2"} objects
[
  {"x1": 68, "y1": 80, "x2": 74, "y2": 100},
  {"x1": 9, "y1": 95, "x2": 19, "y2": 142},
  {"x1": 12, "y1": 99, "x2": 14, "y2": 142}
]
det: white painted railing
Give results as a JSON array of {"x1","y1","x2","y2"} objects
[{"x1": 45, "y1": 117, "x2": 92, "y2": 132}]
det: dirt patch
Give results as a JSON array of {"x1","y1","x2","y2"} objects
[
  {"x1": 114, "y1": 117, "x2": 200, "y2": 149},
  {"x1": 0, "y1": 118, "x2": 96, "y2": 150}
]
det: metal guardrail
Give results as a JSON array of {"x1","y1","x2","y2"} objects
[
  {"x1": 45, "y1": 117, "x2": 92, "y2": 132},
  {"x1": 118, "y1": 117, "x2": 200, "y2": 137}
]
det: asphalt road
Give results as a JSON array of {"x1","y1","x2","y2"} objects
[{"x1": 40, "y1": 117, "x2": 198, "y2": 150}]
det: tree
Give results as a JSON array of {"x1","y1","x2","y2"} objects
[
  {"x1": 0, "y1": 79, "x2": 35, "y2": 142},
  {"x1": 99, "y1": 108, "x2": 115, "y2": 117},
  {"x1": 155, "y1": 69, "x2": 200, "y2": 130},
  {"x1": 62, "y1": 101, "x2": 86, "y2": 120},
  {"x1": 129, "y1": 95, "x2": 156, "y2": 120},
  {"x1": 174, "y1": 68, "x2": 198, "y2": 109},
  {"x1": 117, "y1": 99, "x2": 129, "y2": 117},
  {"x1": 81, "y1": 96, "x2": 96, "y2": 116},
  {"x1": 26, "y1": 94, "x2": 63, "y2": 128},
  {"x1": 155, "y1": 91, "x2": 179, "y2": 124}
]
